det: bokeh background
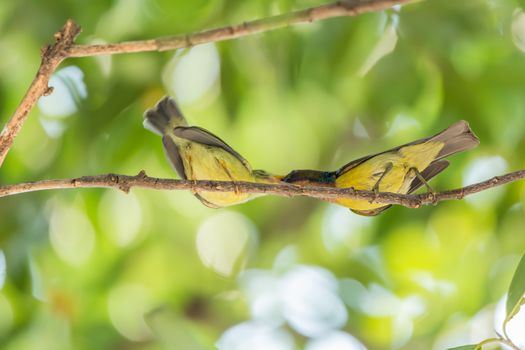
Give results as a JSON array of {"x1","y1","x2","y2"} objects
[{"x1": 1, "y1": 0, "x2": 525, "y2": 349}]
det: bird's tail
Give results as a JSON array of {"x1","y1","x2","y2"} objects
[
  {"x1": 143, "y1": 96, "x2": 188, "y2": 136},
  {"x1": 429, "y1": 120, "x2": 480, "y2": 159}
]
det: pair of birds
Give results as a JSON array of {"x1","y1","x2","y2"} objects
[{"x1": 144, "y1": 96, "x2": 479, "y2": 216}]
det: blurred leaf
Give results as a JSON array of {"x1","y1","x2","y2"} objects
[
  {"x1": 447, "y1": 345, "x2": 478, "y2": 350},
  {"x1": 146, "y1": 307, "x2": 211, "y2": 350},
  {"x1": 4, "y1": 1, "x2": 525, "y2": 349},
  {"x1": 506, "y1": 252, "x2": 525, "y2": 321}
]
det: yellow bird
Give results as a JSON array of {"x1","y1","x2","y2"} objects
[
  {"x1": 144, "y1": 96, "x2": 280, "y2": 208},
  {"x1": 282, "y1": 121, "x2": 479, "y2": 216}
]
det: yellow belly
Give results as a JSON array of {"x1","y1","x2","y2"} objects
[
  {"x1": 179, "y1": 142, "x2": 256, "y2": 207},
  {"x1": 334, "y1": 142, "x2": 443, "y2": 211}
]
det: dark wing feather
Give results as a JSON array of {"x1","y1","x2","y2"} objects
[
  {"x1": 173, "y1": 126, "x2": 250, "y2": 171},
  {"x1": 407, "y1": 160, "x2": 449, "y2": 194},
  {"x1": 162, "y1": 136, "x2": 187, "y2": 179},
  {"x1": 193, "y1": 193, "x2": 220, "y2": 208},
  {"x1": 351, "y1": 206, "x2": 392, "y2": 217}
]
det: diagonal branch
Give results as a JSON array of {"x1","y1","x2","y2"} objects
[
  {"x1": 66, "y1": 0, "x2": 412, "y2": 57},
  {"x1": 0, "y1": 169, "x2": 523, "y2": 209},
  {"x1": 0, "y1": 0, "x2": 412, "y2": 169},
  {"x1": 0, "y1": 20, "x2": 81, "y2": 168}
]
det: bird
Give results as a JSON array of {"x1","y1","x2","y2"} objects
[
  {"x1": 143, "y1": 96, "x2": 281, "y2": 208},
  {"x1": 282, "y1": 120, "x2": 479, "y2": 216}
]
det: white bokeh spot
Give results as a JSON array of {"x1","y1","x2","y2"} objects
[
  {"x1": 495, "y1": 294, "x2": 525, "y2": 348},
  {"x1": 0, "y1": 250, "x2": 5, "y2": 290},
  {"x1": 98, "y1": 191, "x2": 143, "y2": 247},
  {"x1": 165, "y1": 43, "x2": 220, "y2": 104},
  {"x1": 108, "y1": 283, "x2": 154, "y2": 342},
  {"x1": 306, "y1": 331, "x2": 367, "y2": 350},
  {"x1": 463, "y1": 156, "x2": 508, "y2": 208},
  {"x1": 359, "y1": 19, "x2": 398, "y2": 76},
  {"x1": 280, "y1": 266, "x2": 348, "y2": 337},
  {"x1": 512, "y1": 8, "x2": 525, "y2": 53},
  {"x1": 38, "y1": 65, "x2": 87, "y2": 117},
  {"x1": 49, "y1": 200, "x2": 96, "y2": 266},
  {"x1": 217, "y1": 321, "x2": 295, "y2": 350},
  {"x1": 196, "y1": 211, "x2": 258, "y2": 276},
  {"x1": 322, "y1": 204, "x2": 372, "y2": 253},
  {"x1": 239, "y1": 269, "x2": 284, "y2": 326},
  {"x1": 340, "y1": 279, "x2": 425, "y2": 347}
]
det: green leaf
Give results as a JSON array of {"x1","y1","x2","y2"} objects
[
  {"x1": 506, "y1": 252, "x2": 525, "y2": 321},
  {"x1": 446, "y1": 345, "x2": 477, "y2": 350}
]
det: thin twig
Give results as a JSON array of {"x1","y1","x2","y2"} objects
[
  {"x1": 477, "y1": 337, "x2": 521, "y2": 350},
  {"x1": 66, "y1": 0, "x2": 412, "y2": 57},
  {"x1": 0, "y1": 0, "x2": 411, "y2": 169},
  {"x1": 0, "y1": 169, "x2": 523, "y2": 209}
]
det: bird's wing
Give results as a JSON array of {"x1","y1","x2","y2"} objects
[
  {"x1": 350, "y1": 160, "x2": 450, "y2": 216},
  {"x1": 336, "y1": 136, "x2": 432, "y2": 176},
  {"x1": 173, "y1": 126, "x2": 251, "y2": 171},
  {"x1": 351, "y1": 206, "x2": 392, "y2": 217},
  {"x1": 337, "y1": 121, "x2": 477, "y2": 176},
  {"x1": 193, "y1": 193, "x2": 221, "y2": 208},
  {"x1": 162, "y1": 136, "x2": 187, "y2": 180},
  {"x1": 407, "y1": 159, "x2": 449, "y2": 194}
]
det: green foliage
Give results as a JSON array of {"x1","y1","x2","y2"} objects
[
  {"x1": 506, "y1": 252, "x2": 525, "y2": 321},
  {"x1": 1, "y1": 0, "x2": 525, "y2": 349},
  {"x1": 447, "y1": 251, "x2": 525, "y2": 350}
]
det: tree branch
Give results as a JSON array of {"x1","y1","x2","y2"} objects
[
  {"x1": 66, "y1": 0, "x2": 412, "y2": 57},
  {"x1": 0, "y1": 20, "x2": 81, "y2": 168},
  {"x1": 0, "y1": 0, "x2": 411, "y2": 168},
  {"x1": 0, "y1": 0, "x2": 519, "y2": 212},
  {"x1": 1, "y1": 169, "x2": 523, "y2": 209}
]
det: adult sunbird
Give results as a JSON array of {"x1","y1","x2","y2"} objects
[
  {"x1": 144, "y1": 96, "x2": 280, "y2": 208},
  {"x1": 283, "y1": 121, "x2": 479, "y2": 216}
]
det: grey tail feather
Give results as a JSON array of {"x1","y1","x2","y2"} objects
[
  {"x1": 143, "y1": 96, "x2": 188, "y2": 135},
  {"x1": 429, "y1": 120, "x2": 480, "y2": 159}
]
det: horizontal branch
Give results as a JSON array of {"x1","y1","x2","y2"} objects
[
  {"x1": 1, "y1": 169, "x2": 524, "y2": 208},
  {"x1": 66, "y1": 0, "x2": 412, "y2": 57}
]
